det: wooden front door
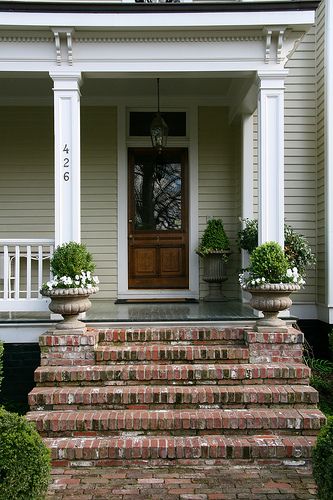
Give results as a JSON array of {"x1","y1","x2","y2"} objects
[{"x1": 128, "y1": 147, "x2": 189, "y2": 289}]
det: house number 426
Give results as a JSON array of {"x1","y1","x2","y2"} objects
[{"x1": 63, "y1": 144, "x2": 70, "y2": 181}]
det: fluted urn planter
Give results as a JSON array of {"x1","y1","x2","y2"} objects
[
  {"x1": 202, "y1": 251, "x2": 231, "y2": 302},
  {"x1": 244, "y1": 283, "x2": 300, "y2": 327},
  {"x1": 41, "y1": 287, "x2": 99, "y2": 330}
]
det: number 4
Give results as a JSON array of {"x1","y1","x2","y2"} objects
[{"x1": 63, "y1": 144, "x2": 69, "y2": 154}]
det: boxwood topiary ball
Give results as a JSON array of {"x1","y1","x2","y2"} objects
[{"x1": 0, "y1": 408, "x2": 51, "y2": 500}]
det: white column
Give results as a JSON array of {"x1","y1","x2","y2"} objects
[
  {"x1": 257, "y1": 70, "x2": 288, "y2": 247},
  {"x1": 50, "y1": 72, "x2": 82, "y2": 246},
  {"x1": 325, "y1": 0, "x2": 333, "y2": 318},
  {"x1": 241, "y1": 113, "x2": 254, "y2": 270}
]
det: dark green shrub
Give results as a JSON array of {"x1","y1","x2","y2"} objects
[
  {"x1": 196, "y1": 219, "x2": 230, "y2": 260},
  {"x1": 0, "y1": 342, "x2": 3, "y2": 393},
  {"x1": 0, "y1": 407, "x2": 51, "y2": 500},
  {"x1": 51, "y1": 241, "x2": 95, "y2": 278},
  {"x1": 284, "y1": 223, "x2": 316, "y2": 276},
  {"x1": 313, "y1": 416, "x2": 333, "y2": 499},
  {"x1": 249, "y1": 242, "x2": 290, "y2": 283},
  {"x1": 238, "y1": 219, "x2": 316, "y2": 276},
  {"x1": 237, "y1": 218, "x2": 258, "y2": 253}
]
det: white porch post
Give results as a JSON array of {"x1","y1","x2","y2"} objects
[
  {"x1": 241, "y1": 113, "x2": 254, "y2": 266},
  {"x1": 50, "y1": 72, "x2": 82, "y2": 246},
  {"x1": 257, "y1": 70, "x2": 288, "y2": 247}
]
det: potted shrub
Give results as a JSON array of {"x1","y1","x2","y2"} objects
[
  {"x1": 41, "y1": 241, "x2": 99, "y2": 330},
  {"x1": 239, "y1": 241, "x2": 305, "y2": 327},
  {"x1": 196, "y1": 218, "x2": 231, "y2": 301},
  {"x1": 238, "y1": 218, "x2": 316, "y2": 276}
]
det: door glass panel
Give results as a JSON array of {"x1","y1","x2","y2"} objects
[{"x1": 134, "y1": 158, "x2": 182, "y2": 230}]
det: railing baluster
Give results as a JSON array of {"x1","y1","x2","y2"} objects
[
  {"x1": 26, "y1": 245, "x2": 32, "y2": 299},
  {"x1": 0, "y1": 238, "x2": 55, "y2": 310},
  {"x1": 37, "y1": 245, "x2": 43, "y2": 296},
  {"x1": 3, "y1": 245, "x2": 9, "y2": 300},
  {"x1": 14, "y1": 245, "x2": 20, "y2": 299}
]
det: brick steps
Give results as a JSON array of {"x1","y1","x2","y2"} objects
[
  {"x1": 34, "y1": 363, "x2": 310, "y2": 385},
  {"x1": 28, "y1": 384, "x2": 318, "y2": 410},
  {"x1": 95, "y1": 344, "x2": 249, "y2": 363},
  {"x1": 31, "y1": 326, "x2": 325, "y2": 468},
  {"x1": 44, "y1": 434, "x2": 316, "y2": 465},
  {"x1": 27, "y1": 408, "x2": 325, "y2": 437},
  {"x1": 99, "y1": 327, "x2": 244, "y2": 344}
]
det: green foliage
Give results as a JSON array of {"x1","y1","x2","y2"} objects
[
  {"x1": 329, "y1": 330, "x2": 333, "y2": 361},
  {"x1": 313, "y1": 416, "x2": 333, "y2": 499},
  {"x1": 307, "y1": 358, "x2": 333, "y2": 375},
  {"x1": 237, "y1": 218, "x2": 258, "y2": 253},
  {"x1": 238, "y1": 219, "x2": 316, "y2": 276},
  {"x1": 0, "y1": 342, "x2": 3, "y2": 394},
  {"x1": 248, "y1": 242, "x2": 290, "y2": 283},
  {"x1": 196, "y1": 219, "x2": 230, "y2": 259},
  {"x1": 51, "y1": 241, "x2": 95, "y2": 278},
  {"x1": 0, "y1": 407, "x2": 51, "y2": 499},
  {"x1": 284, "y1": 223, "x2": 316, "y2": 276},
  {"x1": 304, "y1": 339, "x2": 333, "y2": 416}
]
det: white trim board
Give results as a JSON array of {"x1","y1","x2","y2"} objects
[{"x1": 117, "y1": 104, "x2": 199, "y2": 300}]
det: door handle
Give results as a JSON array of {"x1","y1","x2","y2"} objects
[{"x1": 128, "y1": 219, "x2": 133, "y2": 223}]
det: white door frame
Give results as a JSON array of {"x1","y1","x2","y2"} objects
[{"x1": 117, "y1": 102, "x2": 199, "y2": 300}]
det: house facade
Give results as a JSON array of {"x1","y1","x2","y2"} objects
[{"x1": 1, "y1": 0, "x2": 331, "y2": 336}]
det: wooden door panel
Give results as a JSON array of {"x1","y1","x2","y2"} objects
[
  {"x1": 160, "y1": 247, "x2": 184, "y2": 276},
  {"x1": 132, "y1": 247, "x2": 157, "y2": 276},
  {"x1": 128, "y1": 148, "x2": 189, "y2": 289}
]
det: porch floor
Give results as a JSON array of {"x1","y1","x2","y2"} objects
[{"x1": 0, "y1": 299, "x2": 296, "y2": 327}]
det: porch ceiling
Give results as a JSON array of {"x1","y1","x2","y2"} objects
[{"x1": 0, "y1": 74, "x2": 254, "y2": 107}]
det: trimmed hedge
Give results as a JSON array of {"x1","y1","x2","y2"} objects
[
  {"x1": 0, "y1": 342, "x2": 3, "y2": 393},
  {"x1": 0, "y1": 407, "x2": 51, "y2": 499},
  {"x1": 313, "y1": 416, "x2": 333, "y2": 500}
]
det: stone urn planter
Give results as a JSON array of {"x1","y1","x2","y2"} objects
[
  {"x1": 202, "y1": 251, "x2": 231, "y2": 302},
  {"x1": 244, "y1": 283, "x2": 300, "y2": 327},
  {"x1": 41, "y1": 286, "x2": 99, "y2": 330}
]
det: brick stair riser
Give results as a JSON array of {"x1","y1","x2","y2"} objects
[
  {"x1": 99, "y1": 328, "x2": 245, "y2": 344},
  {"x1": 44, "y1": 435, "x2": 316, "y2": 465},
  {"x1": 34, "y1": 364, "x2": 310, "y2": 386},
  {"x1": 27, "y1": 409, "x2": 325, "y2": 437},
  {"x1": 95, "y1": 346, "x2": 249, "y2": 363},
  {"x1": 28, "y1": 385, "x2": 319, "y2": 411},
  {"x1": 245, "y1": 330, "x2": 304, "y2": 364}
]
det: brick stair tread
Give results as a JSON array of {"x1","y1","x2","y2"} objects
[
  {"x1": 28, "y1": 384, "x2": 319, "y2": 408},
  {"x1": 44, "y1": 434, "x2": 317, "y2": 462},
  {"x1": 95, "y1": 344, "x2": 249, "y2": 363},
  {"x1": 27, "y1": 408, "x2": 325, "y2": 435},
  {"x1": 99, "y1": 327, "x2": 245, "y2": 344},
  {"x1": 34, "y1": 362, "x2": 310, "y2": 384}
]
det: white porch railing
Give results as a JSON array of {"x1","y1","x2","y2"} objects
[{"x1": 0, "y1": 239, "x2": 54, "y2": 312}]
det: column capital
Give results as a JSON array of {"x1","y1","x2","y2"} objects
[
  {"x1": 256, "y1": 69, "x2": 289, "y2": 90},
  {"x1": 49, "y1": 71, "x2": 82, "y2": 92}
]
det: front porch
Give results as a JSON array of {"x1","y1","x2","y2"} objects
[{"x1": 0, "y1": 297, "x2": 300, "y2": 344}]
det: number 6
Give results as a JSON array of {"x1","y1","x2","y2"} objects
[{"x1": 64, "y1": 172, "x2": 69, "y2": 181}]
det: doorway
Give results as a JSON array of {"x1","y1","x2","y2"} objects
[{"x1": 128, "y1": 147, "x2": 189, "y2": 289}]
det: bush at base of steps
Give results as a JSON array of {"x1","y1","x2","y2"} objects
[
  {"x1": 0, "y1": 407, "x2": 51, "y2": 500},
  {"x1": 313, "y1": 416, "x2": 333, "y2": 500}
]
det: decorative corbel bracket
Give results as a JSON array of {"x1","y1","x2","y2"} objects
[
  {"x1": 263, "y1": 27, "x2": 286, "y2": 64},
  {"x1": 52, "y1": 28, "x2": 74, "y2": 66}
]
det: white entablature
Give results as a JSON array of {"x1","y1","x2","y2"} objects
[{"x1": 0, "y1": 7, "x2": 315, "y2": 73}]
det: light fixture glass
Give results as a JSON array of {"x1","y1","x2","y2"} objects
[{"x1": 150, "y1": 78, "x2": 168, "y2": 153}]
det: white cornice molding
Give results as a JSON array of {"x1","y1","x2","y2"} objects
[
  {"x1": 0, "y1": 36, "x2": 52, "y2": 42},
  {"x1": 74, "y1": 34, "x2": 264, "y2": 43}
]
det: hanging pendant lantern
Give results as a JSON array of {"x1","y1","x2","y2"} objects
[{"x1": 150, "y1": 78, "x2": 168, "y2": 153}]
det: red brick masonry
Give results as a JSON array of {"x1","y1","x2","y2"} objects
[{"x1": 27, "y1": 326, "x2": 326, "y2": 472}]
